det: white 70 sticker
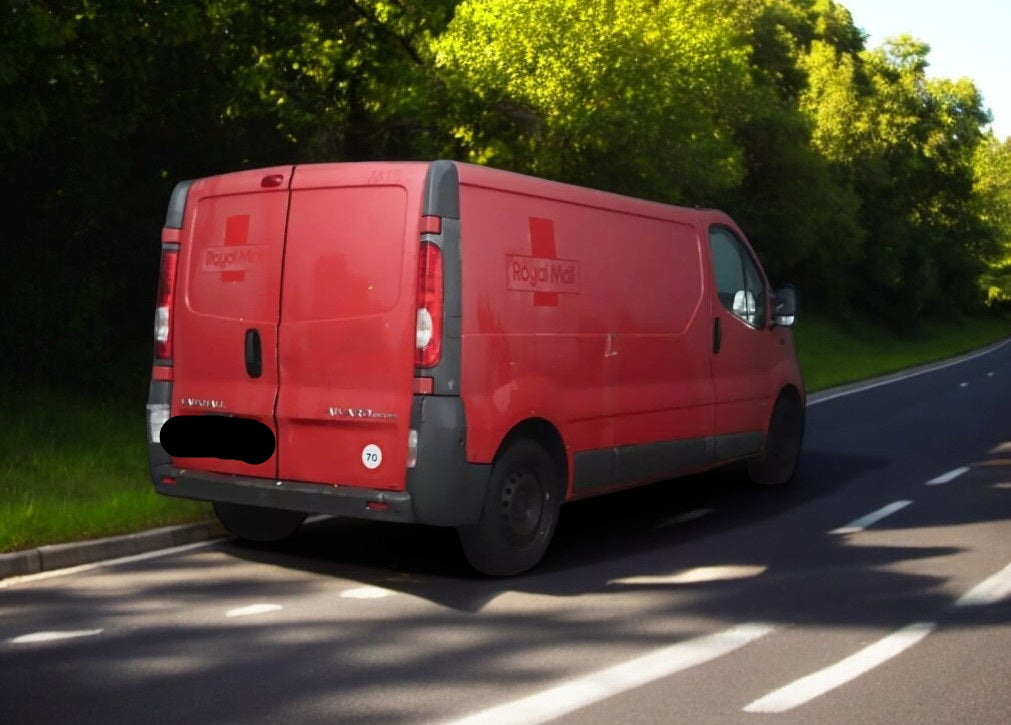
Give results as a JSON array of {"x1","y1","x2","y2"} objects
[{"x1": 362, "y1": 444, "x2": 383, "y2": 470}]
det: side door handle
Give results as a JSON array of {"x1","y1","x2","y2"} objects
[
  {"x1": 713, "y1": 317, "x2": 722, "y2": 355},
  {"x1": 244, "y1": 329, "x2": 262, "y2": 378}
]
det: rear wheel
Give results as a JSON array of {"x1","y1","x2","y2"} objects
[
  {"x1": 213, "y1": 501, "x2": 306, "y2": 542},
  {"x1": 458, "y1": 440, "x2": 562, "y2": 576},
  {"x1": 748, "y1": 392, "x2": 805, "y2": 486}
]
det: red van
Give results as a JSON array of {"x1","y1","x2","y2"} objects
[{"x1": 147, "y1": 160, "x2": 804, "y2": 575}]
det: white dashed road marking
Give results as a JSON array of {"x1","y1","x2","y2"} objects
[
  {"x1": 10, "y1": 629, "x2": 104, "y2": 644},
  {"x1": 226, "y1": 603, "x2": 283, "y2": 618},
  {"x1": 957, "y1": 561, "x2": 1011, "y2": 606},
  {"x1": 926, "y1": 467, "x2": 970, "y2": 485},
  {"x1": 743, "y1": 622, "x2": 935, "y2": 713},
  {"x1": 445, "y1": 623, "x2": 775, "y2": 725},
  {"x1": 829, "y1": 500, "x2": 912, "y2": 535},
  {"x1": 609, "y1": 565, "x2": 767, "y2": 586}
]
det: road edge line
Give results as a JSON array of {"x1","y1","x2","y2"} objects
[
  {"x1": 0, "y1": 520, "x2": 227, "y2": 583},
  {"x1": 807, "y1": 337, "x2": 1011, "y2": 407}
]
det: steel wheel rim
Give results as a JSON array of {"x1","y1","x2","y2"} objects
[{"x1": 499, "y1": 470, "x2": 544, "y2": 543}]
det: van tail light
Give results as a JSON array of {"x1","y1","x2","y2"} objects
[
  {"x1": 415, "y1": 241, "x2": 444, "y2": 368},
  {"x1": 154, "y1": 246, "x2": 179, "y2": 361}
]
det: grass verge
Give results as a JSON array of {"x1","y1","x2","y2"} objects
[
  {"x1": 2, "y1": 313, "x2": 1009, "y2": 553},
  {"x1": 794, "y1": 315, "x2": 1011, "y2": 392},
  {"x1": 0, "y1": 387, "x2": 209, "y2": 553}
]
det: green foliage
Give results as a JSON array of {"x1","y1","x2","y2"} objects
[
  {"x1": 432, "y1": 0, "x2": 757, "y2": 202},
  {"x1": 0, "y1": 0, "x2": 1008, "y2": 388},
  {"x1": 2, "y1": 0, "x2": 1010, "y2": 551},
  {"x1": 796, "y1": 27, "x2": 997, "y2": 321},
  {"x1": 975, "y1": 136, "x2": 1011, "y2": 305},
  {"x1": 0, "y1": 0, "x2": 453, "y2": 390},
  {"x1": 0, "y1": 384, "x2": 209, "y2": 552},
  {"x1": 724, "y1": 0, "x2": 866, "y2": 292},
  {"x1": 794, "y1": 313, "x2": 1011, "y2": 392}
]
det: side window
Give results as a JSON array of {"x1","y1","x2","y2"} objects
[{"x1": 709, "y1": 227, "x2": 766, "y2": 329}]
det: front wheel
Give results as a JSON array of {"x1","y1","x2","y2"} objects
[
  {"x1": 213, "y1": 501, "x2": 306, "y2": 542},
  {"x1": 457, "y1": 440, "x2": 562, "y2": 576},
  {"x1": 748, "y1": 393, "x2": 805, "y2": 486}
]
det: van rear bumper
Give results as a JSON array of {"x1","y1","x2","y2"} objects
[
  {"x1": 148, "y1": 382, "x2": 490, "y2": 527},
  {"x1": 152, "y1": 469, "x2": 418, "y2": 523}
]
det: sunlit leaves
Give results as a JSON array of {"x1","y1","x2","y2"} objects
[
  {"x1": 432, "y1": 0, "x2": 757, "y2": 202},
  {"x1": 2, "y1": 0, "x2": 1009, "y2": 388},
  {"x1": 975, "y1": 136, "x2": 1011, "y2": 304}
]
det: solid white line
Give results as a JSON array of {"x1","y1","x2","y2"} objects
[
  {"x1": 0, "y1": 540, "x2": 220, "y2": 588},
  {"x1": 956, "y1": 561, "x2": 1011, "y2": 606},
  {"x1": 829, "y1": 500, "x2": 912, "y2": 535},
  {"x1": 226, "y1": 603, "x2": 283, "y2": 618},
  {"x1": 807, "y1": 338, "x2": 1011, "y2": 407},
  {"x1": 743, "y1": 622, "x2": 935, "y2": 713},
  {"x1": 445, "y1": 623, "x2": 775, "y2": 725},
  {"x1": 926, "y1": 467, "x2": 970, "y2": 486},
  {"x1": 10, "y1": 629, "x2": 104, "y2": 644}
]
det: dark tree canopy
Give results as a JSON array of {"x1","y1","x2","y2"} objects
[{"x1": 1, "y1": 0, "x2": 1006, "y2": 388}]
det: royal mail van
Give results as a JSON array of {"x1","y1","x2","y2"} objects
[{"x1": 147, "y1": 160, "x2": 804, "y2": 575}]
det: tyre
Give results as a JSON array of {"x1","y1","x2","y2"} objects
[
  {"x1": 457, "y1": 439, "x2": 562, "y2": 576},
  {"x1": 748, "y1": 392, "x2": 805, "y2": 486},
  {"x1": 213, "y1": 501, "x2": 306, "y2": 542}
]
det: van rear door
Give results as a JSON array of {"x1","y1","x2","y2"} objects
[
  {"x1": 275, "y1": 164, "x2": 427, "y2": 491},
  {"x1": 170, "y1": 167, "x2": 293, "y2": 478}
]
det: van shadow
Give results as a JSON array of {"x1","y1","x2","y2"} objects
[{"x1": 222, "y1": 446, "x2": 904, "y2": 614}]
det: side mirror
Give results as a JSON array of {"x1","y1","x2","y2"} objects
[{"x1": 772, "y1": 285, "x2": 797, "y2": 328}]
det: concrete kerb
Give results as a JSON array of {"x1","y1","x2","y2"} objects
[{"x1": 0, "y1": 520, "x2": 228, "y2": 581}]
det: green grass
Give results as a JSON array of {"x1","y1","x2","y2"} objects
[
  {"x1": 794, "y1": 315, "x2": 1011, "y2": 392},
  {"x1": 0, "y1": 387, "x2": 209, "y2": 553},
  {"x1": 2, "y1": 313, "x2": 1009, "y2": 554}
]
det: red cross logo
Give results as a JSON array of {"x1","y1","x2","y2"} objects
[
  {"x1": 529, "y1": 217, "x2": 559, "y2": 307},
  {"x1": 201, "y1": 214, "x2": 268, "y2": 282},
  {"x1": 221, "y1": 214, "x2": 250, "y2": 283},
  {"x1": 505, "y1": 217, "x2": 580, "y2": 306}
]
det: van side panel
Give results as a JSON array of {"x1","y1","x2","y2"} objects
[
  {"x1": 274, "y1": 164, "x2": 428, "y2": 491},
  {"x1": 170, "y1": 167, "x2": 293, "y2": 479},
  {"x1": 457, "y1": 184, "x2": 607, "y2": 470},
  {"x1": 457, "y1": 174, "x2": 714, "y2": 495},
  {"x1": 602, "y1": 221, "x2": 713, "y2": 449}
]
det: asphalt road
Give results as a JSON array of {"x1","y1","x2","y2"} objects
[{"x1": 3, "y1": 342, "x2": 1011, "y2": 724}]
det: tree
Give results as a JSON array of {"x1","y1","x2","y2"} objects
[
  {"x1": 975, "y1": 135, "x2": 1011, "y2": 305},
  {"x1": 431, "y1": 0, "x2": 758, "y2": 203},
  {"x1": 798, "y1": 23, "x2": 993, "y2": 320},
  {"x1": 723, "y1": 0, "x2": 865, "y2": 298},
  {"x1": 0, "y1": 0, "x2": 457, "y2": 389}
]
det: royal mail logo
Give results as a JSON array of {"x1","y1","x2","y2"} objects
[
  {"x1": 507, "y1": 254, "x2": 580, "y2": 294},
  {"x1": 202, "y1": 245, "x2": 269, "y2": 273}
]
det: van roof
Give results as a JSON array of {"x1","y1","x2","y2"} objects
[{"x1": 450, "y1": 160, "x2": 707, "y2": 225}]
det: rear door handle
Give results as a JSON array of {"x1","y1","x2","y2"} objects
[
  {"x1": 244, "y1": 329, "x2": 262, "y2": 378},
  {"x1": 713, "y1": 317, "x2": 722, "y2": 355}
]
